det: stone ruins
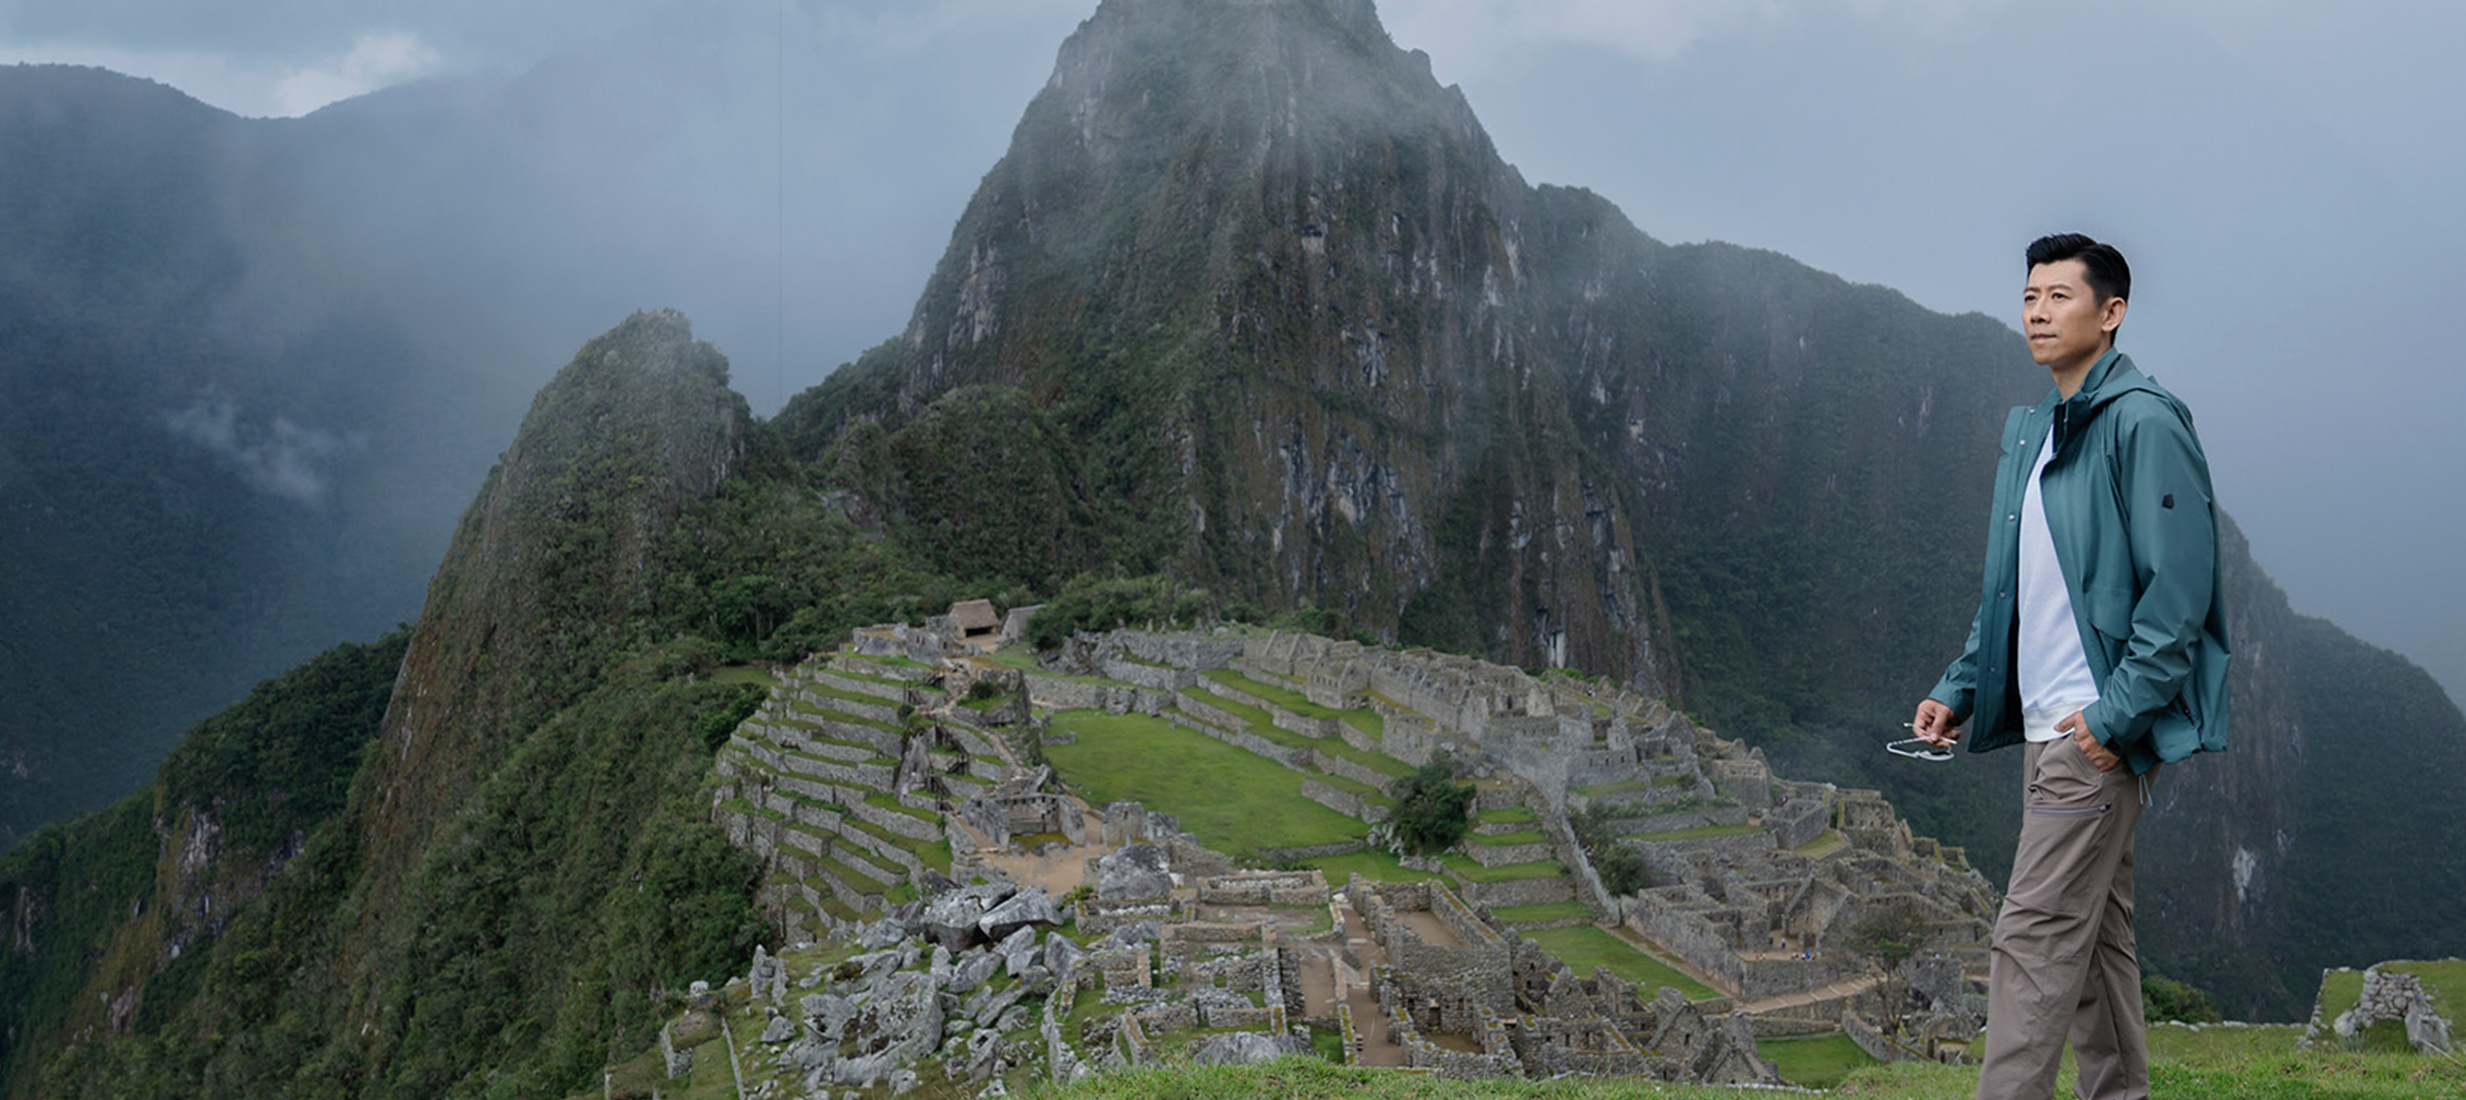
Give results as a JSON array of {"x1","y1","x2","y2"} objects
[{"x1": 704, "y1": 611, "x2": 2003, "y2": 1091}]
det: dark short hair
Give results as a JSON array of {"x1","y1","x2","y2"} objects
[{"x1": 2026, "y1": 233, "x2": 2130, "y2": 304}]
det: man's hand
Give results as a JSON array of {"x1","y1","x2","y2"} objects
[
  {"x1": 2057, "y1": 711, "x2": 2121, "y2": 772},
  {"x1": 1911, "y1": 699, "x2": 1962, "y2": 748}
]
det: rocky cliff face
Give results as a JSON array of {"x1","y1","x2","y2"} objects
[
  {"x1": 357, "y1": 310, "x2": 747, "y2": 896},
  {"x1": 784, "y1": 0, "x2": 2466, "y2": 1019}
]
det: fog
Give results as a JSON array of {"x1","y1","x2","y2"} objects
[{"x1": 6, "y1": 0, "x2": 2460, "y2": 710}]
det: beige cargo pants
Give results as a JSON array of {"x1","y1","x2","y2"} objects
[{"x1": 1974, "y1": 737, "x2": 2156, "y2": 1100}]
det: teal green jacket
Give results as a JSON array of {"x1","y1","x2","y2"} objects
[{"x1": 1928, "y1": 350, "x2": 2230, "y2": 775}]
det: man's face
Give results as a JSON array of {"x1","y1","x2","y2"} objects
[{"x1": 2022, "y1": 257, "x2": 2125, "y2": 372}]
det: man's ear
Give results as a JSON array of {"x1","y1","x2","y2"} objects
[{"x1": 2100, "y1": 295, "x2": 2129, "y2": 337}]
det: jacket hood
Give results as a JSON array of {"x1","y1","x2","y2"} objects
[{"x1": 2066, "y1": 349, "x2": 2163, "y2": 414}]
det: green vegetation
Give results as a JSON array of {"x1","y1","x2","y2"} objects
[
  {"x1": 1475, "y1": 807, "x2": 1537, "y2": 826},
  {"x1": 1486, "y1": 901, "x2": 1594, "y2": 925},
  {"x1": 1028, "y1": 1038, "x2": 2466, "y2": 1100},
  {"x1": 1465, "y1": 830, "x2": 1545, "y2": 847},
  {"x1": 1758, "y1": 1033, "x2": 1878, "y2": 1089},
  {"x1": 1386, "y1": 752, "x2": 1475, "y2": 855},
  {"x1": 1435, "y1": 853, "x2": 1564, "y2": 884},
  {"x1": 1045, "y1": 710, "x2": 1362, "y2": 855},
  {"x1": 1202, "y1": 670, "x2": 1346, "y2": 721},
  {"x1": 1522, "y1": 926, "x2": 1718, "y2": 1001},
  {"x1": 1791, "y1": 829, "x2": 1847, "y2": 858},
  {"x1": 1299, "y1": 849, "x2": 1442, "y2": 885},
  {"x1": 2144, "y1": 974, "x2": 2225, "y2": 1024},
  {"x1": 1625, "y1": 823, "x2": 1762, "y2": 842},
  {"x1": 1027, "y1": 574, "x2": 1214, "y2": 649}
]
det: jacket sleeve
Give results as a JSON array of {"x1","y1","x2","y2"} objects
[
  {"x1": 1928, "y1": 602, "x2": 1984, "y2": 724},
  {"x1": 2084, "y1": 399, "x2": 2218, "y2": 749}
]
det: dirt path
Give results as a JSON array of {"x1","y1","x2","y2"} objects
[
  {"x1": 1334, "y1": 894, "x2": 1406, "y2": 1067},
  {"x1": 1734, "y1": 972, "x2": 1883, "y2": 1015}
]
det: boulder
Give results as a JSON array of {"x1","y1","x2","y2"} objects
[
  {"x1": 1043, "y1": 936, "x2": 1087, "y2": 986},
  {"x1": 950, "y1": 950, "x2": 1005, "y2": 996},
  {"x1": 996, "y1": 926, "x2": 1042, "y2": 977},
  {"x1": 1189, "y1": 1031, "x2": 1304, "y2": 1066},
  {"x1": 1095, "y1": 920, "x2": 1160, "y2": 951},
  {"x1": 828, "y1": 972, "x2": 944, "y2": 1087},
  {"x1": 1096, "y1": 844, "x2": 1172, "y2": 900},
  {"x1": 977, "y1": 887, "x2": 1061, "y2": 940},
  {"x1": 760, "y1": 1013, "x2": 798, "y2": 1044},
  {"x1": 965, "y1": 1027, "x2": 1005, "y2": 1081},
  {"x1": 748, "y1": 944, "x2": 788, "y2": 1003},
  {"x1": 923, "y1": 883, "x2": 1017, "y2": 951},
  {"x1": 802, "y1": 992, "x2": 856, "y2": 1041}
]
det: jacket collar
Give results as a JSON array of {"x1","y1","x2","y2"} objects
[{"x1": 2044, "y1": 348, "x2": 2133, "y2": 451}]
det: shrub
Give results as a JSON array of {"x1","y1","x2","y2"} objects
[{"x1": 1387, "y1": 750, "x2": 1474, "y2": 854}]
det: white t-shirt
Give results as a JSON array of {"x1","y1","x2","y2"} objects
[{"x1": 2018, "y1": 431, "x2": 2101, "y2": 739}]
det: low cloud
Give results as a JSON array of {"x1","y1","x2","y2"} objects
[
  {"x1": 0, "y1": 29, "x2": 439, "y2": 117},
  {"x1": 162, "y1": 394, "x2": 363, "y2": 504},
  {"x1": 270, "y1": 31, "x2": 441, "y2": 117}
]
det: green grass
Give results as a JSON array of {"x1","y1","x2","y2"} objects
[
  {"x1": 1204, "y1": 669, "x2": 1344, "y2": 718},
  {"x1": 708, "y1": 664, "x2": 779, "y2": 688},
  {"x1": 1046, "y1": 710, "x2": 1364, "y2": 854},
  {"x1": 1759, "y1": 1032, "x2": 1877, "y2": 1089},
  {"x1": 1013, "y1": 1020, "x2": 2466, "y2": 1099},
  {"x1": 801, "y1": 681, "x2": 904, "y2": 708},
  {"x1": 1571, "y1": 778, "x2": 1652, "y2": 798},
  {"x1": 1476, "y1": 807, "x2": 1538, "y2": 825},
  {"x1": 1466, "y1": 829, "x2": 1546, "y2": 846},
  {"x1": 1487, "y1": 901, "x2": 1594, "y2": 924},
  {"x1": 1181, "y1": 691, "x2": 1415, "y2": 785},
  {"x1": 863, "y1": 791, "x2": 940, "y2": 826},
  {"x1": 846, "y1": 651, "x2": 930, "y2": 669},
  {"x1": 836, "y1": 813, "x2": 952, "y2": 874},
  {"x1": 1626, "y1": 823, "x2": 1763, "y2": 842},
  {"x1": 1436, "y1": 853, "x2": 1564, "y2": 883},
  {"x1": 1300, "y1": 849, "x2": 1442, "y2": 885},
  {"x1": 1521, "y1": 925, "x2": 1719, "y2": 1001},
  {"x1": 1792, "y1": 828, "x2": 1848, "y2": 857}
]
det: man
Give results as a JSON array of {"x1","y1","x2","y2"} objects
[{"x1": 1911, "y1": 233, "x2": 2230, "y2": 1100}]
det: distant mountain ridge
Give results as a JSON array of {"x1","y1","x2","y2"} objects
[{"x1": 0, "y1": 4, "x2": 2461, "y2": 1096}]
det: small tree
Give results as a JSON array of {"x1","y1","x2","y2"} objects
[
  {"x1": 2141, "y1": 974, "x2": 2222, "y2": 1023},
  {"x1": 1387, "y1": 750, "x2": 1475, "y2": 854},
  {"x1": 1594, "y1": 841, "x2": 1651, "y2": 896},
  {"x1": 1842, "y1": 901, "x2": 1929, "y2": 1035}
]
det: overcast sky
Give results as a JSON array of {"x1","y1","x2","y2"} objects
[{"x1": 7, "y1": 0, "x2": 2461, "y2": 703}]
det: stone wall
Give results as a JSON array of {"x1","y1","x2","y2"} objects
[
  {"x1": 1315, "y1": 753, "x2": 1402, "y2": 793},
  {"x1": 1098, "y1": 655, "x2": 1196, "y2": 692},
  {"x1": 1301, "y1": 778, "x2": 1388, "y2": 823},
  {"x1": 1356, "y1": 881, "x2": 1514, "y2": 1012},
  {"x1": 1462, "y1": 839, "x2": 1556, "y2": 867},
  {"x1": 1198, "y1": 870, "x2": 1330, "y2": 907},
  {"x1": 1019, "y1": 673, "x2": 1171, "y2": 715},
  {"x1": 1454, "y1": 875, "x2": 1576, "y2": 908},
  {"x1": 1102, "y1": 630, "x2": 1247, "y2": 672},
  {"x1": 1624, "y1": 894, "x2": 1746, "y2": 996}
]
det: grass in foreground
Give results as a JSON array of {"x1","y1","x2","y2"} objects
[
  {"x1": 1023, "y1": 1035, "x2": 2466, "y2": 1100},
  {"x1": 1758, "y1": 1032, "x2": 1877, "y2": 1089},
  {"x1": 1046, "y1": 709, "x2": 1363, "y2": 854},
  {"x1": 1522, "y1": 925, "x2": 1719, "y2": 1001}
]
